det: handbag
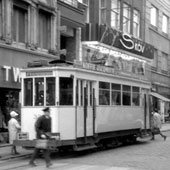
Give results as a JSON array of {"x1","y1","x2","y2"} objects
[
  {"x1": 35, "y1": 139, "x2": 48, "y2": 149},
  {"x1": 153, "y1": 128, "x2": 160, "y2": 135}
]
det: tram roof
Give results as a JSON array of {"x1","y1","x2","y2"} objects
[{"x1": 22, "y1": 59, "x2": 151, "y2": 87}]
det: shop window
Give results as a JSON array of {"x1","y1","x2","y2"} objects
[
  {"x1": 59, "y1": 77, "x2": 73, "y2": 105},
  {"x1": 132, "y1": 86, "x2": 140, "y2": 106},
  {"x1": 99, "y1": 82, "x2": 110, "y2": 105},
  {"x1": 24, "y1": 78, "x2": 33, "y2": 106},
  {"x1": 38, "y1": 10, "x2": 51, "y2": 50},
  {"x1": 35, "y1": 78, "x2": 44, "y2": 106},
  {"x1": 123, "y1": 85, "x2": 131, "y2": 105},
  {"x1": 111, "y1": 83, "x2": 121, "y2": 105},
  {"x1": 46, "y1": 77, "x2": 55, "y2": 106},
  {"x1": 12, "y1": 2, "x2": 28, "y2": 43}
]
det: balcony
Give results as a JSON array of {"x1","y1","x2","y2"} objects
[{"x1": 58, "y1": 0, "x2": 86, "y2": 28}]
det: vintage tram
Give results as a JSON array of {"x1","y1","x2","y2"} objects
[{"x1": 14, "y1": 59, "x2": 152, "y2": 151}]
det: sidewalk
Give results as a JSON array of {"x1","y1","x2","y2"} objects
[
  {"x1": 0, "y1": 123, "x2": 170, "y2": 160},
  {"x1": 161, "y1": 122, "x2": 170, "y2": 132},
  {"x1": 0, "y1": 145, "x2": 32, "y2": 161}
]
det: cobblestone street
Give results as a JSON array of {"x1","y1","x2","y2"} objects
[
  {"x1": 54, "y1": 131, "x2": 170, "y2": 170},
  {"x1": 0, "y1": 131, "x2": 170, "y2": 170}
]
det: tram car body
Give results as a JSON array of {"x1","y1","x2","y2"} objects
[{"x1": 14, "y1": 60, "x2": 151, "y2": 151}]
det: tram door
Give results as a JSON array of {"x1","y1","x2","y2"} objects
[
  {"x1": 141, "y1": 88, "x2": 150, "y2": 129},
  {"x1": 76, "y1": 80, "x2": 96, "y2": 140}
]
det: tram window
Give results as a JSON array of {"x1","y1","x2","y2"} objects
[
  {"x1": 90, "y1": 82, "x2": 93, "y2": 106},
  {"x1": 123, "y1": 85, "x2": 131, "y2": 105},
  {"x1": 99, "y1": 82, "x2": 110, "y2": 105},
  {"x1": 132, "y1": 86, "x2": 140, "y2": 106},
  {"x1": 80, "y1": 80, "x2": 83, "y2": 106},
  {"x1": 35, "y1": 78, "x2": 44, "y2": 106},
  {"x1": 59, "y1": 77, "x2": 73, "y2": 105},
  {"x1": 76, "y1": 80, "x2": 79, "y2": 106},
  {"x1": 111, "y1": 83, "x2": 121, "y2": 105},
  {"x1": 24, "y1": 78, "x2": 33, "y2": 106},
  {"x1": 46, "y1": 77, "x2": 55, "y2": 106}
]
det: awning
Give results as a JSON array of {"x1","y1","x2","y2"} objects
[{"x1": 150, "y1": 92, "x2": 170, "y2": 102}]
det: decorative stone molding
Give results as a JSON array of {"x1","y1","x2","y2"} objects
[{"x1": 26, "y1": 42, "x2": 38, "y2": 51}]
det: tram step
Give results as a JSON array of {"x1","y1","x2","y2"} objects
[{"x1": 74, "y1": 144, "x2": 97, "y2": 151}]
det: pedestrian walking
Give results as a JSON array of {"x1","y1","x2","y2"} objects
[
  {"x1": 29, "y1": 107, "x2": 53, "y2": 168},
  {"x1": 8, "y1": 111, "x2": 21, "y2": 155},
  {"x1": 151, "y1": 108, "x2": 167, "y2": 141}
]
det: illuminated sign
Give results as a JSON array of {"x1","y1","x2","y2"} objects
[
  {"x1": 119, "y1": 33, "x2": 145, "y2": 53},
  {"x1": 102, "y1": 28, "x2": 154, "y2": 59}
]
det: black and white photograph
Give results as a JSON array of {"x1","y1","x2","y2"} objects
[{"x1": 0, "y1": 0, "x2": 170, "y2": 170}]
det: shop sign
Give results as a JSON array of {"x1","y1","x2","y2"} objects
[
  {"x1": 2, "y1": 65, "x2": 21, "y2": 82},
  {"x1": 74, "y1": 60, "x2": 146, "y2": 80},
  {"x1": 102, "y1": 28, "x2": 154, "y2": 59},
  {"x1": 26, "y1": 71, "x2": 53, "y2": 77}
]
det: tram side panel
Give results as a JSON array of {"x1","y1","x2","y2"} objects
[
  {"x1": 95, "y1": 106, "x2": 146, "y2": 133},
  {"x1": 21, "y1": 107, "x2": 60, "y2": 140}
]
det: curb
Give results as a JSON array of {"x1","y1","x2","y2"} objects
[{"x1": 0, "y1": 153, "x2": 31, "y2": 161}]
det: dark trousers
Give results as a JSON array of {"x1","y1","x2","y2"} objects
[
  {"x1": 151, "y1": 128, "x2": 166, "y2": 139},
  {"x1": 30, "y1": 148, "x2": 51, "y2": 164}
]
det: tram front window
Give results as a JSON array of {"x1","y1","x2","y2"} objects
[
  {"x1": 46, "y1": 77, "x2": 55, "y2": 106},
  {"x1": 35, "y1": 78, "x2": 44, "y2": 106},
  {"x1": 24, "y1": 78, "x2": 33, "y2": 106},
  {"x1": 59, "y1": 77, "x2": 73, "y2": 105}
]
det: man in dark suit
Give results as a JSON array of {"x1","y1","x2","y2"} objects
[{"x1": 29, "y1": 107, "x2": 52, "y2": 168}]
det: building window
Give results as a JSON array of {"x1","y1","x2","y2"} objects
[
  {"x1": 162, "y1": 14, "x2": 168, "y2": 34},
  {"x1": 123, "y1": 3, "x2": 131, "y2": 34},
  {"x1": 150, "y1": 5, "x2": 158, "y2": 27},
  {"x1": 12, "y1": 4, "x2": 28, "y2": 43},
  {"x1": 78, "y1": 0, "x2": 89, "y2": 23},
  {"x1": 151, "y1": 48, "x2": 158, "y2": 71},
  {"x1": 161, "y1": 52, "x2": 168, "y2": 72},
  {"x1": 133, "y1": 9, "x2": 140, "y2": 38},
  {"x1": 110, "y1": 0, "x2": 120, "y2": 29},
  {"x1": 100, "y1": 0, "x2": 107, "y2": 25},
  {"x1": 38, "y1": 10, "x2": 51, "y2": 50},
  {"x1": 60, "y1": 0, "x2": 78, "y2": 8}
]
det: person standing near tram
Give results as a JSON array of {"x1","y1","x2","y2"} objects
[
  {"x1": 8, "y1": 111, "x2": 21, "y2": 155},
  {"x1": 29, "y1": 107, "x2": 53, "y2": 168},
  {"x1": 151, "y1": 108, "x2": 167, "y2": 141}
]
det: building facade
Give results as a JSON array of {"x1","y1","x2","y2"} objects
[
  {"x1": 81, "y1": 0, "x2": 154, "y2": 85},
  {"x1": 0, "y1": 0, "x2": 86, "y2": 143},
  {"x1": 145, "y1": 0, "x2": 170, "y2": 116}
]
